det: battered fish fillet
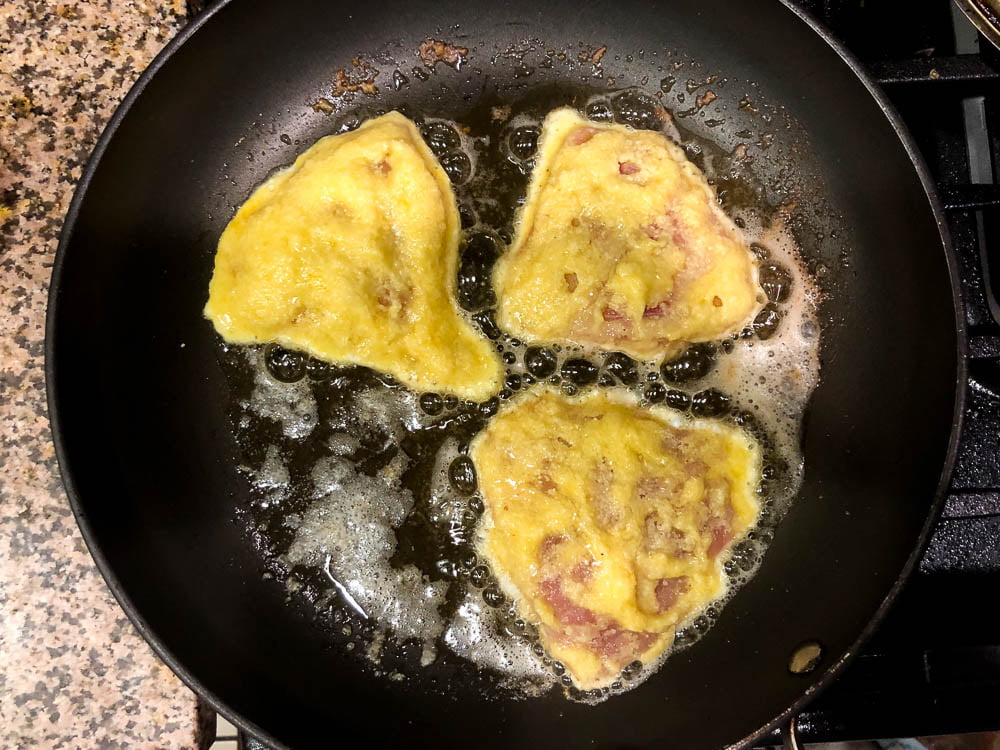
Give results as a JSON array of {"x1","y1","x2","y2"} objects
[
  {"x1": 471, "y1": 389, "x2": 761, "y2": 690},
  {"x1": 494, "y1": 108, "x2": 762, "y2": 361},
  {"x1": 204, "y1": 112, "x2": 504, "y2": 400}
]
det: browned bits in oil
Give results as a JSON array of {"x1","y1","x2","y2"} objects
[
  {"x1": 419, "y1": 38, "x2": 469, "y2": 68},
  {"x1": 331, "y1": 60, "x2": 379, "y2": 98},
  {"x1": 696, "y1": 90, "x2": 718, "y2": 108},
  {"x1": 491, "y1": 104, "x2": 512, "y2": 122},
  {"x1": 579, "y1": 44, "x2": 608, "y2": 64},
  {"x1": 311, "y1": 98, "x2": 334, "y2": 114}
]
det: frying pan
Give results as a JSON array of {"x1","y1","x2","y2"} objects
[{"x1": 46, "y1": 0, "x2": 966, "y2": 748}]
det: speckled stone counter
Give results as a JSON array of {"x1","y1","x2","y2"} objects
[{"x1": 0, "y1": 1, "x2": 207, "y2": 747}]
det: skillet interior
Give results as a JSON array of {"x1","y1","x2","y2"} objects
[{"x1": 47, "y1": 0, "x2": 963, "y2": 747}]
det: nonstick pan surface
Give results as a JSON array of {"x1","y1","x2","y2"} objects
[{"x1": 47, "y1": 0, "x2": 965, "y2": 747}]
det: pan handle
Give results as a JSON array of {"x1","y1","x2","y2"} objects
[{"x1": 781, "y1": 716, "x2": 802, "y2": 750}]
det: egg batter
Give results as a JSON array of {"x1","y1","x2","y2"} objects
[
  {"x1": 471, "y1": 388, "x2": 761, "y2": 690},
  {"x1": 204, "y1": 112, "x2": 504, "y2": 400},
  {"x1": 494, "y1": 108, "x2": 762, "y2": 361}
]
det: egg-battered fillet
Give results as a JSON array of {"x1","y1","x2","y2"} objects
[
  {"x1": 494, "y1": 108, "x2": 762, "y2": 361},
  {"x1": 471, "y1": 389, "x2": 761, "y2": 690},
  {"x1": 204, "y1": 112, "x2": 504, "y2": 400}
]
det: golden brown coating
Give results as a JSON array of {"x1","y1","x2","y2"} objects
[
  {"x1": 472, "y1": 389, "x2": 761, "y2": 688},
  {"x1": 494, "y1": 108, "x2": 762, "y2": 361},
  {"x1": 205, "y1": 112, "x2": 504, "y2": 400}
]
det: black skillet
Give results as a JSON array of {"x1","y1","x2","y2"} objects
[{"x1": 46, "y1": 0, "x2": 965, "y2": 747}]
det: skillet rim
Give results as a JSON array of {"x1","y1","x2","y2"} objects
[
  {"x1": 739, "y1": 2, "x2": 967, "y2": 746},
  {"x1": 43, "y1": 1, "x2": 968, "y2": 748}
]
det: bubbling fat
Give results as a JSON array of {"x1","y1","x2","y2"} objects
[
  {"x1": 443, "y1": 591, "x2": 551, "y2": 686},
  {"x1": 709, "y1": 216, "x2": 822, "y2": 528},
  {"x1": 283, "y1": 455, "x2": 450, "y2": 643},
  {"x1": 228, "y1": 100, "x2": 822, "y2": 703}
]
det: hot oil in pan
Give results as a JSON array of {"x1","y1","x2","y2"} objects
[{"x1": 215, "y1": 84, "x2": 821, "y2": 702}]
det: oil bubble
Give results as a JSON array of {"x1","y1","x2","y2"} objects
[
  {"x1": 611, "y1": 89, "x2": 664, "y2": 131},
  {"x1": 562, "y1": 358, "x2": 599, "y2": 386},
  {"x1": 604, "y1": 352, "x2": 639, "y2": 385},
  {"x1": 524, "y1": 346, "x2": 557, "y2": 378},
  {"x1": 449, "y1": 456, "x2": 477, "y2": 495},
  {"x1": 419, "y1": 393, "x2": 444, "y2": 415},
  {"x1": 265, "y1": 344, "x2": 306, "y2": 383},
  {"x1": 422, "y1": 121, "x2": 461, "y2": 154}
]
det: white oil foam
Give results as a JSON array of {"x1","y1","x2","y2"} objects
[
  {"x1": 443, "y1": 590, "x2": 550, "y2": 682},
  {"x1": 716, "y1": 214, "x2": 822, "y2": 519},
  {"x1": 282, "y1": 455, "x2": 448, "y2": 643},
  {"x1": 247, "y1": 348, "x2": 318, "y2": 440}
]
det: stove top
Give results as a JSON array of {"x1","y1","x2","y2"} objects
[{"x1": 197, "y1": 2, "x2": 1000, "y2": 747}]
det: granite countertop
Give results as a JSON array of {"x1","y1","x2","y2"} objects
[{"x1": 1, "y1": 1, "x2": 207, "y2": 747}]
